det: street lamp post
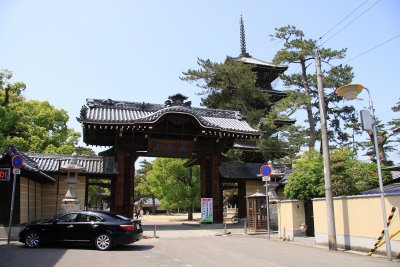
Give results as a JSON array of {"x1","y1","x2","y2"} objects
[{"x1": 336, "y1": 83, "x2": 392, "y2": 261}]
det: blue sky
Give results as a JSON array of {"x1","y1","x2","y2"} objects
[{"x1": 0, "y1": 0, "x2": 399, "y2": 163}]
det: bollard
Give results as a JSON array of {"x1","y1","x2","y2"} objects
[
  {"x1": 224, "y1": 220, "x2": 227, "y2": 235},
  {"x1": 244, "y1": 220, "x2": 247, "y2": 235},
  {"x1": 154, "y1": 225, "x2": 157, "y2": 238}
]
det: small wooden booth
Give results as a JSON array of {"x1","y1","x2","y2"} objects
[{"x1": 246, "y1": 190, "x2": 267, "y2": 231}]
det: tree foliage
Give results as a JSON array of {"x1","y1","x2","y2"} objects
[
  {"x1": 0, "y1": 69, "x2": 26, "y2": 106},
  {"x1": 181, "y1": 58, "x2": 270, "y2": 126},
  {"x1": 389, "y1": 99, "x2": 400, "y2": 159},
  {"x1": 0, "y1": 69, "x2": 81, "y2": 154},
  {"x1": 138, "y1": 158, "x2": 200, "y2": 220},
  {"x1": 87, "y1": 180, "x2": 111, "y2": 210},
  {"x1": 135, "y1": 159, "x2": 159, "y2": 214},
  {"x1": 284, "y1": 147, "x2": 392, "y2": 201},
  {"x1": 181, "y1": 57, "x2": 303, "y2": 160},
  {"x1": 271, "y1": 25, "x2": 357, "y2": 149}
]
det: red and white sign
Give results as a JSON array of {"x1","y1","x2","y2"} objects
[{"x1": 0, "y1": 168, "x2": 11, "y2": 181}]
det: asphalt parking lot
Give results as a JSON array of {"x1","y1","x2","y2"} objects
[{"x1": 0, "y1": 214, "x2": 398, "y2": 267}]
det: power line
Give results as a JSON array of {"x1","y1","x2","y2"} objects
[
  {"x1": 322, "y1": 0, "x2": 381, "y2": 45},
  {"x1": 318, "y1": 0, "x2": 371, "y2": 41},
  {"x1": 343, "y1": 34, "x2": 400, "y2": 64}
]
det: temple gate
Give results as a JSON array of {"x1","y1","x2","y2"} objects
[{"x1": 78, "y1": 94, "x2": 261, "y2": 222}]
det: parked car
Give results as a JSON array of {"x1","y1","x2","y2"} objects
[{"x1": 19, "y1": 211, "x2": 143, "y2": 250}]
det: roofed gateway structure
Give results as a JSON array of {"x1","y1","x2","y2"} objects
[
  {"x1": 78, "y1": 16, "x2": 292, "y2": 223},
  {"x1": 78, "y1": 94, "x2": 261, "y2": 222}
]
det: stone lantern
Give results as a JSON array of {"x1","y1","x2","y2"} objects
[{"x1": 60, "y1": 153, "x2": 86, "y2": 213}]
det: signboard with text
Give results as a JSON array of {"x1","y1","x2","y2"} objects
[
  {"x1": 147, "y1": 139, "x2": 194, "y2": 158},
  {"x1": 0, "y1": 168, "x2": 11, "y2": 181},
  {"x1": 200, "y1": 198, "x2": 213, "y2": 223}
]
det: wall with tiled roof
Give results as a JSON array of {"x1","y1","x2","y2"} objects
[{"x1": 26, "y1": 153, "x2": 116, "y2": 175}]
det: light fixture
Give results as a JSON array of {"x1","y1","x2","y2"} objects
[{"x1": 335, "y1": 83, "x2": 365, "y2": 100}]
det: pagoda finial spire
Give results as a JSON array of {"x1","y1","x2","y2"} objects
[{"x1": 240, "y1": 15, "x2": 250, "y2": 57}]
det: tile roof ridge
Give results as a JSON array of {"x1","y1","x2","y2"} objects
[
  {"x1": 27, "y1": 152, "x2": 108, "y2": 160},
  {"x1": 87, "y1": 98, "x2": 242, "y2": 117}
]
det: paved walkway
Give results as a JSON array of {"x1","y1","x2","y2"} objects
[
  {"x1": 139, "y1": 213, "x2": 393, "y2": 261},
  {"x1": 140, "y1": 213, "x2": 312, "y2": 243}
]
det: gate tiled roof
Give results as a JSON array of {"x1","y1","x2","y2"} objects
[{"x1": 79, "y1": 98, "x2": 260, "y2": 136}]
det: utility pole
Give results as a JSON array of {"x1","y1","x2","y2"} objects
[{"x1": 315, "y1": 49, "x2": 337, "y2": 251}]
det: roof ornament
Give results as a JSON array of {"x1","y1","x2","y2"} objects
[
  {"x1": 165, "y1": 93, "x2": 191, "y2": 108},
  {"x1": 79, "y1": 105, "x2": 88, "y2": 121},
  {"x1": 234, "y1": 111, "x2": 243, "y2": 120},
  {"x1": 240, "y1": 15, "x2": 250, "y2": 57},
  {"x1": 101, "y1": 99, "x2": 115, "y2": 106}
]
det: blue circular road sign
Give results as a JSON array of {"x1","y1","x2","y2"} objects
[
  {"x1": 12, "y1": 155, "x2": 23, "y2": 169},
  {"x1": 260, "y1": 165, "x2": 271, "y2": 176}
]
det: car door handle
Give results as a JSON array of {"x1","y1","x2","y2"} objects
[
  {"x1": 91, "y1": 225, "x2": 99, "y2": 228},
  {"x1": 67, "y1": 225, "x2": 74, "y2": 228}
]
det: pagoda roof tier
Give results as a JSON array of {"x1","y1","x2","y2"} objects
[{"x1": 236, "y1": 55, "x2": 288, "y2": 71}]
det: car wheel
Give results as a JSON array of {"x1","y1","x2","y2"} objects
[
  {"x1": 94, "y1": 233, "x2": 112, "y2": 251},
  {"x1": 25, "y1": 232, "x2": 41, "y2": 248}
]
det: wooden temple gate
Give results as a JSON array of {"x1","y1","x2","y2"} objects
[
  {"x1": 76, "y1": 17, "x2": 296, "y2": 223},
  {"x1": 78, "y1": 94, "x2": 260, "y2": 223}
]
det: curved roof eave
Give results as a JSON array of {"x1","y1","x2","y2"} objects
[{"x1": 81, "y1": 106, "x2": 261, "y2": 136}]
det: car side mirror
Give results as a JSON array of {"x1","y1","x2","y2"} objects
[{"x1": 53, "y1": 219, "x2": 58, "y2": 224}]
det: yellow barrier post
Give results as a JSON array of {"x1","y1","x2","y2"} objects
[{"x1": 368, "y1": 207, "x2": 397, "y2": 256}]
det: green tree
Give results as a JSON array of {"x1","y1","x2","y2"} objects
[
  {"x1": 135, "y1": 159, "x2": 158, "y2": 214},
  {"x1": 87, "y1": 179, "x2": 111, "y2": 210},
  {"x1": 389, "y1": 99, "x2": 400, "y2": 132},
  {"x1": 74, "y1": 146, "x2": 97, "y2": 156},
  {"x1": 257, "y1": 91, "x2": 308, "y2": 160},
  {"x1": 271, "y1": 25, "x2": 357, "y2": 149},
  {"x1": 181, "y1": 58, "x2": 270, "y2": 126},
  {"x1": 284, "y1": 149, "x2": 325, "y2": 201},
  {"x1": 0, "y1": 69, "x2": 81, "y2": 153},
  {"x1": 144, "y1": 158, "x2": 200, "y2": 221},
  {"x1": 181, "y1": 57, "x2": 302, "y2": 161},
  {"x1": 361, "y1": 98, "x2": 400, "y2": 165},
  {"x1": 0, "y1": 100, "x2": 80, "y2": 153},
  {"x1": 0, "y1": 69, "x2": 26, "y2": 106},
  {"x1": 389, "y1": 99, "x2": 400, "y2": 160},
  {"x1": 357, "y1": 97, "x2": 400, "y2": 165},
  {"x1": 284, "y1": 147, "x2": 391, "y2": 201}
]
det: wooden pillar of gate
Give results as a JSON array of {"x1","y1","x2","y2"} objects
[
  {"x1": 200, "y1": 154, "x2": 222, "y2": 223},
  {"x1": 237, "y1": 179, "x2": 246, "y2": 218},
  {"x1": 114, "y1": 150, "x2": 138, "y2": 218}
]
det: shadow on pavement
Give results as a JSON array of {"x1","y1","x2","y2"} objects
[{"x1": 0, "y1": 243, "x2": 68, "y2": 267}]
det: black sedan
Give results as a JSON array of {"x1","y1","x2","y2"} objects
[{"x1": 19, "y1": 211, "x2": 143, "y2": 250}]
